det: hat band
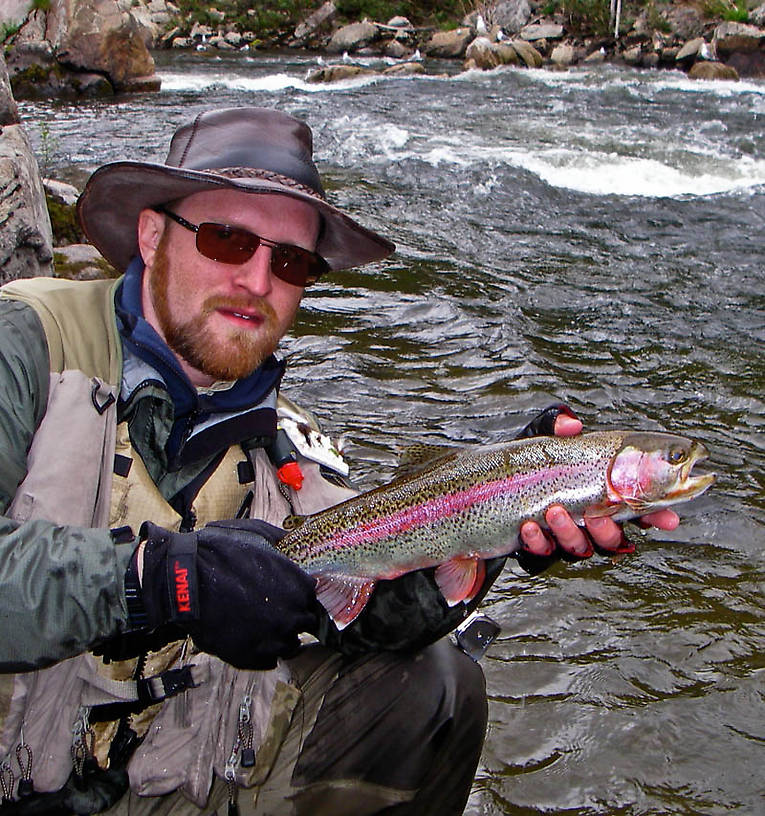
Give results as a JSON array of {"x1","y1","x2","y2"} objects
[{"x1": 209, "y1": 167, "x2": 327, "y2": 201}]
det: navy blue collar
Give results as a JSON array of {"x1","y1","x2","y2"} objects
[{"x1": 115, "y1": 257, "x2": 285, "y2": 464}]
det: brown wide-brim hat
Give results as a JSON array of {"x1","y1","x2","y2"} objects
[{"x1": 76, "y1": 107, "x2": 395, "y2": 273}]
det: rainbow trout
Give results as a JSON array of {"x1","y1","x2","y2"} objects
[{"x1": 278, "y1": 431, "x2": 715, "y2": 629}]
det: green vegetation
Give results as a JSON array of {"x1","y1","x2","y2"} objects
[
  {"x1": 1, "y1": 21, "x2": 20, "y2": 43},
  {"x1": 46, "y1": 195, "x2": 85, "y2": 246},
  {"x1": 171, "y1": 0, "x2": 472, "y2": 40},
  {"x1": 562, "y1": 0, "x2": 612, "y2": 36},
  {"x1": 702, "y1": 0, "x2": 749, "y2": 21},
  {"x1": 31, "y1": 0, "x2": 52, "y2": 11}
]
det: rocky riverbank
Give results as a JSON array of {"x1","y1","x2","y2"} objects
[{"x1": 1, "y1": 0, "x2": 764, "y2": 99}]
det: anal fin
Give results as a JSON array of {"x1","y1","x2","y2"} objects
[
  {"x1": 435, "y1": 557, "x2": 485, "y2": 607},
  {"x1": 315, "y1": 575, "x2": 376, "y2": 630}
]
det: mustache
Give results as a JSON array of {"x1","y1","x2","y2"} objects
[{"x1": 202, "y1": 295, "x2": 277, "y2": 320}]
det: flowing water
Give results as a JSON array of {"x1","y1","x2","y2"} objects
[{"x1": 19, "y1": 50, "x2": 765, "y2": 814}]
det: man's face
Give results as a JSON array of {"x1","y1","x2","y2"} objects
[{"x1": 139, "y1": 189, "x2": 319, "y2": 387}]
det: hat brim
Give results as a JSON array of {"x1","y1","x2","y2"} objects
[{"x1": 76, "y1": 162, "x2": 395, "y2": 274}]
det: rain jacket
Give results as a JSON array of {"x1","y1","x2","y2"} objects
[{"x1": 0, "y1": 274, "x2": 355, "y2": 807}]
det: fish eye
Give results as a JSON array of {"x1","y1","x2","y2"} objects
[{"x1": 668, "y1": 446, "x2": 687, "y2": 464}]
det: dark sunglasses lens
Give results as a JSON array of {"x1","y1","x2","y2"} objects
[
  {"x1": 271, "y1": 246, "x2": 328, "y2": 287},
  {"x1": 196, "y1": 223, "x2": 258, "y2": 264}
]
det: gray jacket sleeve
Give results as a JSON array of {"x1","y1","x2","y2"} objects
[{"x1": 0, "y1": 299, "x2": 131, "y2": 671}]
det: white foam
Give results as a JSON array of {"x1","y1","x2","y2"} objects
[
  {"x1": 512, "y1": 149, "x2": 765, "y2": 197},
  {"x1": 157, "y1": 70, "x2": 382, "y2": 93}
]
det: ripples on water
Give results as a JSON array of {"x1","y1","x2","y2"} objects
[{"x1": 19, "y1": 52, "x2": 765, "y2": 814}]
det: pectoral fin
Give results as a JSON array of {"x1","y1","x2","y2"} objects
[
  {"x1": 583, "y1": 502, "x2": 625, "y2": 519},
  {"x1": 435, "y1": 557, "x2": 486, "y2": 607},
  {"x1": 315, "y1": 575, "x2": 376, "y2": 630}
]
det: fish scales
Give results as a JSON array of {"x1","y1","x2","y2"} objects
[
  {"x1": 281, "y1": 433, "x2": 625, "y2": 575},
  {"x1": 276, "y1": 430, "x2": 714, "y2": 629}
]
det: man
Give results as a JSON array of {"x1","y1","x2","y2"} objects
[{"x1": 0, "y1": 107, "x2": 678, "y2": 816}]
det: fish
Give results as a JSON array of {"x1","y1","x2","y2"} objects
[{"x1": 277, "y1": 431, "x2": 715, "y2": 629}]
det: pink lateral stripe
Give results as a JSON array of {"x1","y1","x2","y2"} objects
[{"x1": 327, "y1": 463, "x2": 589, "y2": 551}]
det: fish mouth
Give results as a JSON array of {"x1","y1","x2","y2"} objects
[{"x1": 667, "y1": 441, "x2": 716, "y2": 501}]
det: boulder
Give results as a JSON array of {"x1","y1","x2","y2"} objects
[
  {"x1": 712, "y1": 21, "x2": 765, "y2": 77},
  {"x1": 0, "y1": 56, "x2": 20, "y2": 126},
  {"x1": 305, "y1": 64, "x2": 374, "y2": 82},
  {"x1": 382, "y1": 61, "x2": 425, "y2": 76},
  {"x1": 511, "y1": 39, "x2": 544, "y2": 67},
  {"x1": 424, "y1": 28, "x2": 473, "y2": 58},
  {"x1": 664, "y1": 5, "x2": 705, "y2": 41},
  {"x1": 43, "y1": 177, "x2": 79, "y2": 206},
  {"x1": 676, "y1": 37, "x2": 705, "y2": 62},
  {"x1": 491, "y1": 0, "x2": 532, "y2": 34},
  {"x1": 0, "y1": 1, "x2": 32, "y2": 27},
  {"x1": 52, "y1": 243, "x2": 113, "y2": 280},
  {"x1": 584, "y1": 47, "x2": 606, "y2": 62},
  {"x1": 56, "y1": 1, "x2": 156, "y2": 89},
  {"x1": 688, "y1": 60, "x2": 739, "y2": 80},
  {"x1": 751, "y1": 4, "x2": 765, "y2": 27},
  {"x1": 725, "y1": 50, "x2": 765, "y2": 78},
  {"x1": 0, "y1": 121, "x2": 54, "y2": 282},
  {"x1": 292, "y1": 1, "x2": 336, "y2": 43},
  {"x1": 622, "y1": 45, "x2": 643, "y2": 65},
  {"x1": 712, "y1": 22, "x2": 765, "y2": 58},
  {"x1": 326, "y1": 21, "x2": 379, "y2": 54},
  {"x1": 550, "y1": 43, "x2": 576, "y2": 66},
  {"x1": 464, "y1": 37, "x2": 519, "y2": 68},
  {"x1": 520, "y1": 23, "x2": 564, "y2": 41},
  {"x1": 6, "y1": 0, "x2": 160, "y2": 95},
  {"x1": 384, "y1": 39, "x2": 409, "y2": 59}
]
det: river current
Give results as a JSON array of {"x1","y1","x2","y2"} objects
[{"x1": 19, "y1": 50, "x2": 765, "y2": 814}]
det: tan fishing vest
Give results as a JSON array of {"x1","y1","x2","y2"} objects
[{"x1": 0, "y1": 277, "x2": 356, "y2": 804}]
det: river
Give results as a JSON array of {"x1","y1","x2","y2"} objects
[{"x1": 18, "y1": 50, "x2": 765, "y2": 814}]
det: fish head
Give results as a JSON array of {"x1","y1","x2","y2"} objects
[{"x1": 607, "y1": 432, "x2": 716, "y2": 514}]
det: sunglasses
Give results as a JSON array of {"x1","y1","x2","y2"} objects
[{"x1": 156, "y1": 207, "x2": 328, "y2": 287}]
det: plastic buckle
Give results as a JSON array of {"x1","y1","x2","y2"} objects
[{"x1": 453, "y1": 612, "x2": 502, "y2": 662}]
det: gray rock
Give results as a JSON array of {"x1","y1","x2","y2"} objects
[
  {"x1": 676, "y1": 37, "x2": 705, "y2": 62},
  {"x1": 665, "y1": 6, "x2": 705, "y2": 41},
  {"x1": 382, "y1": 61, "x2": 425, "y2": 76},
  {"x1": 491, "y1": 0, "x2": 531, "y2": 34},
  {"x1": 43, "y1": 178, "x2": 79, "y2": 206},
  {"x1": 584, "y1": 47, "x2": 606, "y2": 63},
  {"x1": 712, "y1": 22, "x2": 765, "y2": 58},
  {"x1": 0, "y1": 123, "x2": 53, "y2": 282},
  {"x1": 550, "y1": 43, "x2": 576, "y2": 66},
  {"x1": 751, "y1": 4, "x2": 765, "y2": 27},
  {"x1": 520, "y1": 23, "x2": 564, "y2": 41},
  {"x1": 386, "y1": 16, "x2": 413, "y2": 28},
  {"x1": 424, "y1": 28, "x2": 473, "y2": 58},
  {"x1": 384, "y1": 39, "x2": 409, "y2": 59},
  {"x1": 688, "y1": 60, "x2": 739, "y2": 80},
  {"x1": 293, "y1": 1, "x2": 336, "y2": 42},
  {"x1": 464, "y1": 36, "x2": 519, "y2": 69},
  {"x1": 622, "y1": 45, "x2": 643, "y2": 65},
  {"x1": 305, "y1": 64, "x2": 374, "y2": 82},
  {"x1": 0, "y1": 55, "x2": 20, "y2": 126},
  {"x1": 512, "y1": 38, "x2": 544, "y2": 67},
  {"x1": 643, "y1": 52, "x2": 660, "y2": 68},
  {"x1": 0, "y1": 1, "x2": 32, "y2": 27},
  {"x1": 326, "y1": 21, "x2": 379, "y2": 54}
]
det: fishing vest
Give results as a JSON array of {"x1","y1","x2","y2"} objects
[{"x1": 0, "y1": 277, "x2": 356, "y2": 806}]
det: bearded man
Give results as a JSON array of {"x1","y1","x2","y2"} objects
[{"x1": 0, "y1": 107, "x2": 678, "y2": 816}]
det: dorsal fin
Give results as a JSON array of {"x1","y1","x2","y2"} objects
[{"x1": 395, "y1": 443, "x2": 459, "y2": 480}]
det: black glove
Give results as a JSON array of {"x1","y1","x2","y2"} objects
[
  {"x1": 134, "y1": 519, "x2": 319, "y2": 670},
  {"x1": 511, "y1": 404, "x2": 633, "y2": 575},
  {"x1": 316, "y1": 557, "x2": 506, "y2": 657}
]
